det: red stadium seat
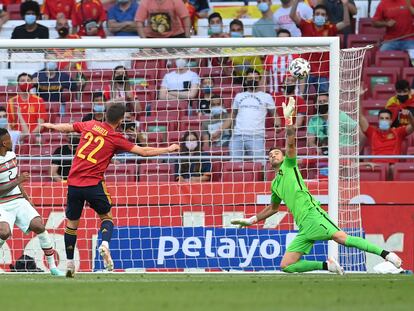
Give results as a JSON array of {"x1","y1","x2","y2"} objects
[
  {"x1": 359, "y1": 163, "x2": 388, "y2": 181},
  {"x1": 179, "y1": 116, "x2": 208, "y2": 132},
  {"x1": 19, "y1": 160, "x2": 52, "y2": 182},
  {"x1": 406, "y1": 146, "x2": 414, "y2": 161},
  {"x1": 358, "y1": 18, "x2": 386, "y2": 36},
  {"x1": 362, "y1": 67, "x2": 400, "y2": 96},
  {"x1": 146, "y1": 132, "x2": 167, "y2": 148},
  {"x1": 374, "y1": 51, "x2": 410, "y2": 68},
  {"x1": 221, "y1": 162, "x2": 263, "y2": 182},
  {"x1": 66, "y1": 101, "x2": 92, "y2": 114},
  {"x1": 347, "y1": 34, "x2": 382, "y2": 48},
  {"x1": 6, "y1": 4, "x2": 21, "y2": 19},
  {"x1": 361, "y1": 99, "x2": 384, "y2": 117},
  {"x1": 210, "y1": 161, "x2": 223, "y2": 182},
  {"x1": 105, "y1": 164, "x2": 138, "y2": 182},
  {"x1": 372, "y1": 84, "x2": 395, "y2": 100},
  {"x1": 150, "y1": 100, "x2": 188, "y2": 112},
  {"x1": 393, "y1": 163, "x2": 414, "y2": 181},
  {"x1": 139, "y1": 163, "x2": 174, "y2": 182},
  {"x1": 42, "y1": 133, "x2": 68, "y2": 145},
  {"x1": 402, "y1": 67, "x2": 414, "y2": 85}
]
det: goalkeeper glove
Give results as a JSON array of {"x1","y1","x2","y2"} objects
[
  {"x1": 231, "y1": 216, "x2": 258, "y2": 228},
  {"x1": 282, "y1": 96, "x2": 296, "y2": 126}
]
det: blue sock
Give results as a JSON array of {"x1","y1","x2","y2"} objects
[
  {"x1": 64, "y1": 227, "x2": 77, "y2": 260},
  {"x1": 100, "y1": 219, "x2": 114, "y2": 243}
]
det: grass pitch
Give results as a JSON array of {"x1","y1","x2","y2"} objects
[{"x1": 0, "y1": 274, "x2": 412, "y2": 311}]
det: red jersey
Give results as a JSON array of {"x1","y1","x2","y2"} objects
[
  {"x1": 299, "y1": 20, "x2": 338, "y2": 78},
  {"x1": 385, "y1": 95, "x2": 414, "y2": 126},
  {"x1": 42, "y1": 0, "x2": 76, "y2": 19},
  {"x1": 373, "y1": 0, "x2": 414, "y2": 41},
  {"x1": 7, "y1": 94, "x2": 47, "y2": 133},
  {"x1": 72, "y1": 0, "x2": 106, "y2": 38},
  {"x1": 365, "y1": 125, "x2": 407, "y2": 163},
  {"x1": 68, "y1": 120, "x2": 135, "y2": 186},
  {"x1": 273, "y1": 93, "x2": 307, "y2": 126}
]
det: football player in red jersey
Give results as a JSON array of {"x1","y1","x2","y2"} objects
[{"x1": 42, "y1": 104, "x2": 179, "y2": 277}]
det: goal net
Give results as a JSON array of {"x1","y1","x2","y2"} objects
[{"x1": 0, "y1": 38, "x2": 368, "y2": 273}]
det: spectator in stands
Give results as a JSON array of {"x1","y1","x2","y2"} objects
[
  {"x1": 50, "y1": 133, "x2": 79, "y2": 182},
  {"x1": 121, "y1": 109, "x2": 147, "y2": 146},
  {"x1": 273, "y1": 75, "x2": 306, "y2": 127},
  {"x1": 208, "y1": 12, "x2": 229, "y2": 38},
  {"x1": 11, "y1": 1, "x2": 49, "y2": 39},
  {"x1": 317, "y1": 0, "x2": 357, "y2": 35},
  {"x1": 0, "y1": 6, "x2": 9, "y2": 31},
  {"x1": 32, "y1": 52, "x2": 78, "y2": 113},
  {"x1": 385, "y1": 79, "x2": 414, "y2": 127},
  {"x1": 307, "y1": 93, "x2": 357, "y2": 154},
  {"x1": 183, "y1": 0, "x2": 198, "y2": 35},
  {"x1": 373, "y1": 0, "x2": 414, "y2": 51},
  {"x1": 189, "y1": 0, "x2": 209, "y2": 18},
  {"x1": 135, "y1": 0, "x2": 191, "y2": 38},
  {"x1": 103, "y1": 65, "x2": 140, "y2": 113},
  {"x1": 82, "y1": 92, "x2": 106, "y2": 122},
  {"x1": 273, "y1": 0, "x2": 313, "y2": 37},
  {"x1": 201, "y1": 95, "x2": 231, "y2": 148},
  {"x1": 0, "y1": 106, "x2": 26, "y2": 151},
  {"x1": 159, "y1": 58, "x2": 200, "y2": 100},
  {"x1": 289, "y1": 0, "x2": 350, "y2": 93},
  {"x1": 72, "y1": 0, "x2": 106, "y2": 38},
  {"x1": 197, "y1": 78, "x2": 214, "y2": 116},
  {"x1": 175, "y1": 131, "x2": 211, "y2": 182},
  {"x1": 359, "y1": 107, "x2": 414, "y2": 163},
  {"x1": 42, "y1": 0, "x2": 76, "y2": 20},
  {"x1": 56, "y1": 12, "x2": 79, "y2": 39},
  {"x1": 7, "y1": 73, "x2": 46, "y2": 137},
  {"x1": 227, "y1": 69, "x2": 277, "y2": 161},
  {"x1": 107, "y1": 0, "x2": 138, "y2": 36},
  {"x1": 252, "y1": 0, "x2": 276, "y2": 37}
]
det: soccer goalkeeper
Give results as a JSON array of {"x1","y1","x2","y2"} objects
[{"x1": 231, "y1": 97, "x2": 402, "y2": 274}]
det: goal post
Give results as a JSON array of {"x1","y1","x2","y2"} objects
[{"x1": 0, "y1": 38, "x2": 369, "y2": 272}]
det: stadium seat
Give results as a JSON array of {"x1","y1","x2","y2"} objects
[
  {"x1": 358, "y1": 18, "x2": 386, "y2": 36},
  {"x1": 5, "y1": 4, "x2": 21, "y2": 19},
  {"x1": 210, "y1": 161, "x2": 223, "y2": 182},
  {"x1": 406, "y1": 146, "x2": 414, "y2": 161},
  {"x1": 146, "y1": 132, "x2": 167, "y2": 148},
  {"x1": 359, "y1": 163, "x2": 388, "y2": 181},
  {"x1": 374, "y1": 51, "x2": 410, "y2": 68},
  {"x1": 402, "y1": 67, "x2": 414, "y2": 85},
  {"x1": 221, "y1": 162, "x2": 263, "y2": 182},
  {"x1": 362, "y1": 67, "x2": 400, "y2": 96},
  {"x1": 19, "y1": 160, "x2": 52, "y2": 182},
  {"x1": 179, "y1": 115, "x2": 208, "y2": 132},
  {"x1": 132, "y1": 59, "x2": 167, "y2": 80},
  {"x1": 393, "y1": 163, "x2": 414, "y2": 181},
  {"x1": 66, "y1": 101, "x2": 91, "y2": 114},
  {"x1": 347, "y1": 34, "x2": 382, "y2": 48},
  {"x1": 42, "y1": 132, "x2": 68, "y2": 145},
  {"x1": 361, "y1": 99, "x2": 384, "y2": 117},
  {"x1": 139, "y1": 163, "x2": 174, "y2": 182},
  {"x1": 105, "y1": 164, "x2": 137, "y2": 182},
  {"x1": 150, "y1": 100, "x2": 188, "y2": 112},
  {"x1": 372, "y1": 84, "x2": 395, "y2": 100}
]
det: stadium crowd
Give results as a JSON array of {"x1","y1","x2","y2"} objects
[{"x1": 0, "y1": 0, "x2": 413, "y2": 182}]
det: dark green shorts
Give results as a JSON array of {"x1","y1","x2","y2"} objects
[{"x1": 286, "y1": 207, "x2": 341, "y2": 254}]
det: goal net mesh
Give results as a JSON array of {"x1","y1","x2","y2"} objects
[{"x1": 0, "y1": 42, "x2": 368, "y2": 272}]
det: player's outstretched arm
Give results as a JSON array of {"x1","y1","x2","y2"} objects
[
  {"x1": 283, "y1": 97, "x2": 296, "y2": 158},
  {"x1": 231, "y1": 202, "x2": 280, "y2": 228},
  {"x1": 130, "y1": 144, "x2": 180, "y2": 157},
  {"x1": 42, "y1": 123, "x2": 75, "y2": 133},
  {"x1": 0, "y1": 172, "x2": 29, "y2": 197}
]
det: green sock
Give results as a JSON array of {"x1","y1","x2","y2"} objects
[
  {"x1": 345, "y1": 235, "x2": 384, "y2": 256},
  {"x1": 282, "y1": 260, "x2": 324, "y2": 273}
]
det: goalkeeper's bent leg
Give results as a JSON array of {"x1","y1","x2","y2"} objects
[
  {"x1": 345, "y1": 235, "x2": 389, "y2": 259},
  {"x1": 282, "y1": 260, "x2": 327, "y2": 273}
]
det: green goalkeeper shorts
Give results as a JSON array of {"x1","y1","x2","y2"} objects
[{"x1": 286, "y1": 207, "x2": 341, "y2": 254}]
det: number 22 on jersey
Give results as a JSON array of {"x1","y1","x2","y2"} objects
[{"x1": 77, "y1": 132, "x2": 105, "y2": 164}]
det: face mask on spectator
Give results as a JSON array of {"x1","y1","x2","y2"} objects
[
  {"x1": 25, "y1": 14, "x2": 37, "y2": 25},
  {"x1": 210, "y1": 106, "x2": 224, "y2": 116},
  {"x1": 185, "y1": 141, "x2": 198, "y2": 151},
  {"x1": 209, "y1": 24, "x2": 222, "y2": 35},
  {"x1": 58, "y1": 27, "x2": 69, "y2": 38},
  {"x1": 314, "y1": 15, "x2": 326, "y2": 27},
  {"x1": 230, "y1": 31, "x2": 243, "y2": 38},
  {"x1": 397, "y1": 94, "x2": 409, "y2": 103},
  {"x1": 379, "y1": 120, "x2": 391, "y2": 131},
  {"x1": 175, "y1": 59, "x2": 188, "y2": 69},
  {"x1": 93, "y1": 104, "x2": 105, "y2": 113},
  {"x1": 19, "y1": 82, "x2": 32, "y2": 92},
  {"x1": 257, "y1": 2, "x2": 269, "y2": 13},
  {"x1": 0, "y1": 117, "x2": 8, "y2": 129},
  {"x1": 46, "y1": 62, "x2": 57, "y2": 71}
]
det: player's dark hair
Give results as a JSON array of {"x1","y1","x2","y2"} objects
[
  {"x1": 0, "y1": 128, "x2": 9, "y2": 141},
  {"x1": 17, "y1": 72, "x2": 31, "y2": 82},
  {"x1": 20, "y1": 0, "x2": 41, "y2": 18},
  {"x1": 230, "y1": 19, "x2": 244, "y2": 30},
  {"x1": 106, "y1": 104, "x2": 126, "y2": 124},
  {"x1": 378, "y1": 109, "x2": 393, "y2": 119},
  {"x1": 0, "y1": 106, "x2": 6, "y2": 113},
  {"x1": 208, "y1": 12, "x2": 222, "y2": 24},
  {"x1": 395, "y1": 79, "x2": 410, "y2": 92},
  {"x1": 313, "y1": 4, "x2": 328, "y2": 15},
  {"x1": 268, "y1": 147, "x2": 284, "y2": 155},
  {"x1": 277, "y1": 29, "x2": 291, "y2": 37}
]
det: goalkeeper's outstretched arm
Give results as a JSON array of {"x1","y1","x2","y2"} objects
[
  {"x1": 283, "y1": 97, "x2": 296, "y2": 158},
  {"x1": 231, "y1": 202, "x2": 280, "y2": 227}
]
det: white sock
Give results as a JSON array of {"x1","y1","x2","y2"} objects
[
  {"x1": 101, "y1": 241, "x2": 109, "y2": 249},
  {"x1": 37, "y1": 231, "x2": 57, "y2": 269}
]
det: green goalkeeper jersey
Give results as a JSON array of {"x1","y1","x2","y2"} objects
[{"x1": 270, "y1": 156, "x2": 320, "y2": 227}]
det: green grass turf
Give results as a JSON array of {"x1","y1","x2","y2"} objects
[{"x1": 0, "y1": 274, "x2": 412, "y2": 311}]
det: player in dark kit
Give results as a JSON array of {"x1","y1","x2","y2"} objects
[{"x1": 42, "y1": 104, "x2": 179, "y2": 277}]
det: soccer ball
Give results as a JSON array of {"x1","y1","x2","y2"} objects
[{"x1": 288, "y1": 58, "x2": 311, "y2": 79}]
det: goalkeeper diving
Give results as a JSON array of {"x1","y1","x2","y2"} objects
[{"x1": 231, "y1": 97, "x2": 402, "y2": 274}]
